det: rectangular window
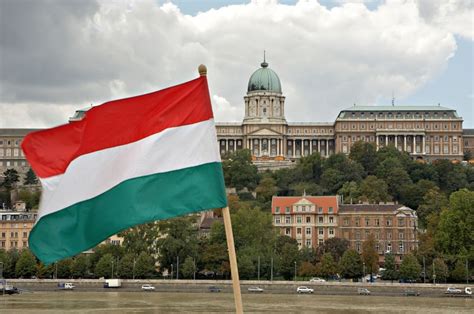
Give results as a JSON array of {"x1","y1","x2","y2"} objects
[
  {"x1": 285, "y1": 207, "x2": 290, "y2": 213},
  {"x1": 387, "y1": 232, "x2": 392, "y2": 239},
  {"x1": 343, "y1": 218, "x2": 349, "y2": 226},
  {"x1": 319, "y1": 228, "x2": 324, "y2": 235},
  {"x1": 318, "y1": 217, "x2": 323, "y2": 223},
  {"x1": 355, "y1": 218, "x2": 360, "y2": 227},
  {"x1": 318, "y1": 239, "x2": 324, "y2": 246},
  {"x1": 356, "y1": 242, "x2": 361, "y2": 253},
  {"x1": 399, "y1": 242, "x2": 404, "y2": 253},
  {"x1": 365, "y1": 218, "x2": 370, "y2": 226},
  {"x1": 275, "y1": 206, "x2": 280, "y2": 213},
  {"x1": 386, "y1": 219, "x2": 392, "y2": 226},
  {"x1": 329, "y1": 228, "x2": 334, "y2": 235},
  {"x1": 306, "y1": 239, "x2": 312, "y2": 247},
  {"x1": 297, "y1": 228, "x2": 302, "y2": 235},
  {"x1": 23, "y1": 232, "x2": 27, "y2": 238},
  {"x1": 375, "y1": 218, "x2": 380, "y2": 226},
  {"x1": 275, "y1": 217, "x2": 281, "y2": 224},
  {"x1": 387, "y1": 243, "x2": 392, "y2": 253},
  {"x1": 306, "y1": 227, "x2": 311, "y2": 235},
  {"x1": 399, "y1": 231, "x2": 404, "y2": 239},
  {"x1": 365, "y1": 230, "x2": 370, "y2": 237},
  {"x1": 297, "y1": 216, "x2": 302, "y2": 224},
  {"x1": 285, "y1": 228, "x2": 291, "y2": 236},
  {"x1": 398, "y1": 218, "x2": 404, "y2": 227},
  {"x1": 329, "y1": 216, "x2": 334, "y2": 223},
  {"x1": 318, "y1": 207, "x2": 323, "y2": 213},
  {"x1": 306, "y1": 216, "x2": 311, "y2": 223},
  {"x1": 285, "y1": 216, "x2": 291, "y2": 224},
  {"x1": 328, "y1": 207, "x2": 333, "y2": 213},
  {"x1": 355, "y1": 231, "x2": 360, "y2": 240}
]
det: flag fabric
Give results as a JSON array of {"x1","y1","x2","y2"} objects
[{"x1": 22, "y1": 76, "x2": 227, "y2": 264}]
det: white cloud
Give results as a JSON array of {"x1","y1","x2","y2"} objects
[{"x1": 0, "y1": 0, "x2": 467, "y2": 128}]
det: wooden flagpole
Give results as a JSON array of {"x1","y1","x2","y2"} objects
[
  {"x1": 222, "y1": 206, "x2": 243, "y2": 313},
  {"x1": 198, "y1": 64, "x2": 243, "y2": 313}
]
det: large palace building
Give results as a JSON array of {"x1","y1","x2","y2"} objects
[
  {"x1": 0, "y1": 59, "x2": 473, "y2": 176},
  {"x1": 216, "y1": 59, "x2": 470, "y2": 167}
]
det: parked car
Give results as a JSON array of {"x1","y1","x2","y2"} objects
[
  {"x1": 309, "y1": 277, "x2": 326, "y2": 283},
  {"x1": 141, "y1": 284, "x2": 155, "y2": 291},
  {"x1": 247, "y1": 287, "x2": 264, "y2": 293},
  {"x1": 58, "y1": 282, "x2": 75, "y2": 290},
  {"x1": 358, "y1": 288, "x2": 371, "y2": 295},
  {"x1": 445, "y1": 287, "x2": 463, "y2": 295},
  {"x1": 208, "y1": 286, "x2": 221, "y2": 292},
  {"x1": 404, "y1": 290, "x2": 420, "y2": 296},
  {"x1": 296, "y1": 286, "x2": 314, "y2": 294}
]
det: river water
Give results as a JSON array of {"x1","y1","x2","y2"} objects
[{"x1": 1, "y1": 291, "x2": 472, "y2": 313}]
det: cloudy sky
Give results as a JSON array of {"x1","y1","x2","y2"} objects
[{"x1": 0, "y1": 0, "x2": 473, "y2": 128}]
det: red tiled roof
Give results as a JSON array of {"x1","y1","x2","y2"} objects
[{"x1": 271, "y1": 196, "x2": 338, "y2": 214}]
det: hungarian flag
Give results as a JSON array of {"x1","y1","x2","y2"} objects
[{"x1": 22, "y1": 76, "x2": 227, "y2": 264}]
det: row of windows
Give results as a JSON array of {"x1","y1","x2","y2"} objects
[
  {"x1": 0, "y1": 148, "x2": 24, "y2": 157},
  {"x1": 0, "y1": 241, "x2": 28, "y2": 248},
  {"x1": 288, "y1": 129, "x2": 334, "y2": 134},
  {"x1": 275, "y1": 215, "x2": 335, "y2": 224},
  {"x1": 355, "y1": 241, "x2": 406, "y2": 254},
  {"x1": 343, "y1": 217, "x2": 412, "y2": 227},
  {"x1": 345, "y1": 111, "x2": 453, "y2": 119},
  {"x1": 0, "y1": 160, "x2": 28, "y2": 167},
  {"x1": 1, "y1": 231, "x2": 28, "y2": 238},
  {"x1": 342, "y1": 122, "x2": 459, "y2": 130},
  {"x1": 295, "y1": 227, "x2": 335, "y2": 236},
  {"x1": 0, "y1": 139, "x2": 21, "y2": 147},
  {"x1": 353, "y1": 230, "x2": 410, "y2": 240}
]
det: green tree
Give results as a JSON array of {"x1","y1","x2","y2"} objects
[
  {"x1": 359, "y1": 176, "x2": 391, "y2": 203},
  {"x1": 361, "y1": 234, "x2": 379, "y2": 275},
  {"x1": 3, "y1": 249, "x2": 19, "y2": 278},
  {"x1": 450, "y1": 258, "x2": 468, "y2": 282},
  {"x1": 2, "y1": 168, "x2": 19, "y2": 190},
  {"x1": 71, "y1": 254, "x2": 89, "y2": 279},
  {"x1": 17, "y1": 189, "x2": 41, "y2": 210},
  {"x1": 117, "y1": 253, "x2": 135, "y2": 279},
  {"x1": 15, "y1": 249, "x2": 37, "y2": 278},
  {"x1": 237, "y1": 253, "x2": 255, "y2": 280},
  {"x1": 156, "y1": 217, "x2": 199, "y2": 275},
  {"x1": 180, "y1": 256, "x2": 197, "y2": 279},
  {"x1": 337, "y1": 181, "x2": 361, "y2": 204},
  {"x1": 23, "y1": 168, "x2": 38, "y2": 185},
  {"x1": 376, "y1": 158, "x2": 412, "y2": 200},
  {"x1": 120, "y1": 223, "x2": 160, "y2": 256},
  {"x1": 381, "y1": 253, "x2": 398, "y2": 282},
  {"x1": 317, "y1": 237, "x2": 350, "y2": 263},
  {"x1": 255, "y1": 176, "x2": 278, "y2": 206},
  {"x1": 417, "y1": 187, "x2": 448, "y2": 228},
  {"x1": 298, "y1": 261, "x2": 317, "y2": 279},
  {"x1": 134, "y1": 252, "x2": 155, "y2": 279},
  {"x1": 222, "y1": 149, "x2": 259, "y2": 190},
  {"x1": 435, "y1": 189, "x2": 474, "y2": 259},
  {"x1": 427, "y1": 258, "x2": 448, "y2": 283},
  {"x1": 57, "y1": 258, "x2": 73, "y2": 278},
  {"x1": 399, "y1": 254, "x2": 421, "y2": 281},
  {"x1": 349, "y1": 141, "x2": 378, "y2": 175},
  {"x1": 289, "y1": 182, "x2": 323, "y2": 196},
  {"x1": 279, "y1": 242, "x2": 299, "y2": 280},
  {"x1": 95, "y1": 253, "x2": 114, "y2": 278},
  {"x1": 339, "y1": 249, "x2": 363, "y2": 280},
  {"x1": 318, "y1": 253, "x2": 338, "y2": 279}
]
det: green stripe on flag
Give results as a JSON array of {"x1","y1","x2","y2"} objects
[{"x1": 29, "y1": 162, "x2": 227, "y2": 264}]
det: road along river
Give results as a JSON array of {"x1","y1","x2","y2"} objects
[{"x1": 1, "y1": 291, "x2": 472, "y2": 313}]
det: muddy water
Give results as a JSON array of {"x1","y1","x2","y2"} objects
[{"x1": 1, "y1": 291, "x2": 472, "y2": 313}]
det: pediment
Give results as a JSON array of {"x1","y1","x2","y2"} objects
[
  {"x1": 295, "y1": 198, "x2": 314, "y2": 205},
  {"x1": 248, "y1": 128, "x2": 283, "y2": 136}
]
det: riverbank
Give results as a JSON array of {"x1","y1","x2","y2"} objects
[
  {"x1": 1, "y1": 291, "x2": 473, "y2": 313},
  {"x1": 3, "y1": 279, "x2": 472, "y2": 298}
]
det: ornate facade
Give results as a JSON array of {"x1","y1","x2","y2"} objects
[{"x1": 216, "y1": 60, "x2": 467, "y2": 165}]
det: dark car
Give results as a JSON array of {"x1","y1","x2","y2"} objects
[
  {"x1": 208, "y1": 286, "x2": 221, "y2": 292},
  {"x1": 404, "y1": 290, "x2": 420, "y2": 296}
]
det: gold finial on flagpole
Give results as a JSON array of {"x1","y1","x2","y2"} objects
[{"x1": 198, "y1": 64, "x2": 207, "y2": 76}]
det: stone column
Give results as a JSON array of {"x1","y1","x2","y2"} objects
[
  {"x1": 293, "y1": 140, "x2": 296, "y2": 158},
  {"x1": 326, "y1": 140, "x2": 329, "y2": 157},
  {"x1": 225, "y1": 139, "x2": 228, "y2": 153},
  {"x1": 395, "y1": 135, "x2": 398, "y2": 149},
  {"x1": 422, "y1": 135, "x2": 426, "y2": 154},
  {"x1": 318, "y1": 139, "x2": 321, "y2": 153},
  {"x1": 259, "y1": 139, "x2": 262, "y2": 157},
  {"x1": 310, "y1": 140, "x2": 313, "y2": 155},
  {"x1": 403, "y1": 135, "x2": 407, "y2": 152},
  {"x1": 385, "y1": 135, "x2": 388, "y2": 146},
  {"x1": 376, "y1": 135, "x2": 379, "y2": 151},
  {"x1": 414, "y1": 136, "x2": 417, "y2": 153}
]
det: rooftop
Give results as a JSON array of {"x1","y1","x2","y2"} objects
[
  {"x1": 272, "y1": 195, "x2": 338, "y2": 214},
  {"x1": 341, "y1": 105, "x2": 455, "y2": 112},
  {"x1": 339, "y1": 204, "x2": 406, "y2": 213}
]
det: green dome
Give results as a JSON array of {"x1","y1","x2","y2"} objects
[{"x1": 247, "y1": 61, "x2": 282, "y2": 94}]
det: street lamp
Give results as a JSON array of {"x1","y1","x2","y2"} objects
[
  {"x1": 294, "y1": 261, "x2": 297, "y2": 281},
  {"x1": 363, "y1": 262, "x2": 366, "y2": 282}
]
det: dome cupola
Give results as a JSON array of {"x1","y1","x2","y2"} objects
[{"x1": 247, "y1": 58, "x2": 282, "y2": 94}]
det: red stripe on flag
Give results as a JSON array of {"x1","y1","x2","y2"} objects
[{"x1": 22, "y1": 76, "x2": 213, "y2": 178}]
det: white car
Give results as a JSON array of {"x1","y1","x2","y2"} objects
[
  {"x1": 141, "y1": 284, "x2": 155, "y2": 291},
  {"x1": 296, "y1": 286, "x2": 314, "y2": 294},
  {"x1": 248, "y1": 287, "x2": 264, "y2": 293},
  {"x1": 309, "y1": 277, "x2": 326, "y2": 283},
  {"x1": 445, "y1": 287, "x2": 462, "y2": 294}
]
